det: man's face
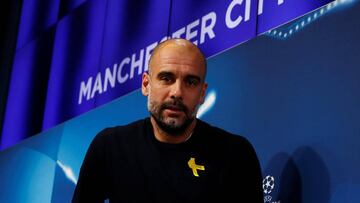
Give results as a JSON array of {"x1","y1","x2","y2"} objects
[{"x1": 142, "y1": 40, "x2": 207, "y2": 135}]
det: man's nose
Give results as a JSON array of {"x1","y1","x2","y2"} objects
[{"x1": 170, "y1": 80, "x2": 183, "y2": 100}]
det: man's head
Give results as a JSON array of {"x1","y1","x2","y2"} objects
[{"x1": 142, "y1": 38, "x2": 208, "y2": 136}]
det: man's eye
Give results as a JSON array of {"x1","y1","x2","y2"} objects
[
  {"x1": 187, "y1": 79, "x2": 199, "y2": 86},
  {"x1": 160, "y1": 76, "x2": 172, "y2": 82}
]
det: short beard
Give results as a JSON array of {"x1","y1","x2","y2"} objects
[{"x1": 148, "y1": 97, "x2": 195, "y2": 136}]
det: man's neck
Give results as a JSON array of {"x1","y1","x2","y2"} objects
[{"x1": 150, "y1": 117, "x2": 196, "y2": 144}]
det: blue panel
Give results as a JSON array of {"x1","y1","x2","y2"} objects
[
  {"x1": 16, "y1": 0, "x2": 60, "y2": 50},
  {"x1": 42, "y1": 0, "x2": 107, "y2": 131},
  {"x1": 93, "y1": 0, "x2": 171, "y2": 107},
  {"x1": 1, "y1": 28, "x2": 55, "y2": 150},
  {"x1": 0, "y1": 148, "x2": 56, "y2": 203},
  {"x1": 203, "y1": 2, "x2": 360, "y2": 202},
  {"x1": 20, "y1": 123, "x2": 64, "y2": 161},
  {"x1": 0, "y1": 122, "x2": 64, "y2": 203},
  {"x1": 59, "y1": 0, "x2": 88, "y2": 18},
  {"x1": 169, "y1": 0, "x2": 258, "y2": 57},
  {"x1": 257, "y1": 0, "x2": 334, "y2": 34}
]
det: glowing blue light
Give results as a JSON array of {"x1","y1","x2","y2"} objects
[
  {"x1": 197, "y1": 90, "x2": 216, "y2": 118},
  {"x1": 57, "y1": 160, "x2": 77, "y2": 185},
  {"x1": 264, "y1": 0, "x2": 358, "y2": 40}
]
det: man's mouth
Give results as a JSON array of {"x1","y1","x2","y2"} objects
[
  {"x1": 166, "y1": 106, "x2": 182, "y2": 111},
  {"x1": 161, "y1": 100, "x2": 188, "y2": 115}
]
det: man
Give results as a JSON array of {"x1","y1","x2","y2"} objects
[{"x1": 73, "y1": 39, "x2": 263, "y2": 202}]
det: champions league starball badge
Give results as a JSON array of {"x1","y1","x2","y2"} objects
[
  {"x1": 263, "y1": 175, "x2": 276, "y2": 202},
  {"x1": 263, "y1": 175, "x2": 275, "y2": 194}
]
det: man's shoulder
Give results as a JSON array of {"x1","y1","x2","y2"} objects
[
  {"x1": 104, "y1": 118, "x2": 146, "y2": 133},
  {"x1": 196, "y1": 119, "x2": 252, "y2": 146},
  {"x1": 197, "y1": 119, "x2": 244, "y2": 138},
  {"x1": 95, "y1": 118, "x2": 148, "y2": 143}
]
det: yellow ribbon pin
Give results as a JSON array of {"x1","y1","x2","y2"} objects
[{"x1": 188, "y1": 157, "x2": 205, "y2": 177}]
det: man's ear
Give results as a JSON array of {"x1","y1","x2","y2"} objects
[
  {"x1": 142, "y1": 72, "x2": 150, "y2": 96},
  {"x1": 199, "y1": 82, "x2": 208, "y2": 104}
]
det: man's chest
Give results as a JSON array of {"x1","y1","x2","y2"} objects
[{"x1": 107, "y1": 142, "x2": 225, "y2": 202}]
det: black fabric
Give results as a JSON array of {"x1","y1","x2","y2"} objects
[{"x1": 73, "y1": 118, "x2": 263, "y2": 203}]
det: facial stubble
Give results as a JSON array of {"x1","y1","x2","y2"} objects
[{"x1": 147, "y1": 94, "x2": 197, "y2": 136}]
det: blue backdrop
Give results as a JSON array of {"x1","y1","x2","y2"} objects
[
  {"x1": 1, "y1": 0, "x2": 334, "y2": 150},
  {"x1": 1, "y1": 0, "x2": 359, "y2": 202}
]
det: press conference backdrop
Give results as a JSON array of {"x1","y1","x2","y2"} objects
[
  {"x1": 1, "y1": 0, "x2": 334, "y2": 150},
  {"x1": 1, "y1": 0, "x2": 360, "y2": 202}
]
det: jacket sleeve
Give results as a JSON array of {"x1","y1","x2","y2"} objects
[
  {"x1": 222, "y1": 135, "x2": 264, "y2": 202},
  {"x1": 72, "y1": 129, "x2": 110, "y2": 203}
]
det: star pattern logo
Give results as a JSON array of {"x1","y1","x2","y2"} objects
[{"x1": 263, "y1": 175, "x2": 275, "y2": 194}]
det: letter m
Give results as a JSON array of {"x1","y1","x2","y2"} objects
[{"x1": 78, "y1": 77, "x2": 93, "y2": 105}]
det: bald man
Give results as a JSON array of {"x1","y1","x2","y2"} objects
[{"x1": 73, "y1": 39, "x2": 263, "y2": 203}]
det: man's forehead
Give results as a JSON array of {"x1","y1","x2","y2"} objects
[
  {"x1": 152, "y1": 56, "x2": 204, "y2": 74},
  {"x1": 149, "y1": 39, "x2": 207, "y2": 77},
  {"x1": 151, "y1": 39, "x2": 204, "y2": 61}
]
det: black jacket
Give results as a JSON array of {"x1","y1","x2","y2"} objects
[{"x1": 73, "y1": 118, "x2": 263, "y2": 202}]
